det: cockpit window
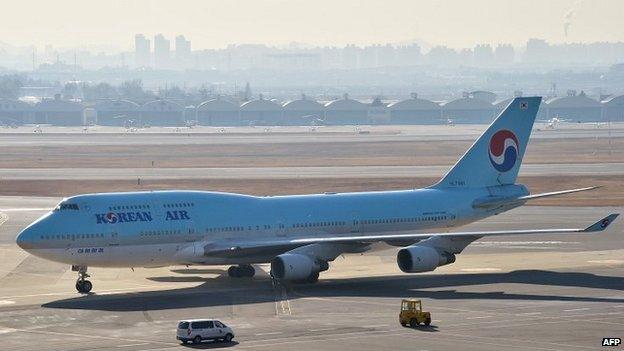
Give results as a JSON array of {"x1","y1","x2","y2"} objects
[{"x1": 54, "y1": 202, "x2": 79, "y2": 211}]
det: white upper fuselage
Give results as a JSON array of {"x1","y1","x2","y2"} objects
[{"x1": 15, "y1": 186, "x2": 527, "y2": 268}]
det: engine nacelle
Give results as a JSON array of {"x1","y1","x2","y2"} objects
[
  {"x1": 397, "y1": 245, "x2": 456, "y2": 273},
  {"x1": 271, "y1": 253, "x2": 316, "y2": 281}
]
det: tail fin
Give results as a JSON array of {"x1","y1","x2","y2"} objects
[{"x1": 433, "y1": 96, "x2": 542, "y2": 188}]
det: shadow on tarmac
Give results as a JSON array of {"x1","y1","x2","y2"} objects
[
  {"x1": 42, "y1": 270, "x2": 624, "y2": 311},
  {"x1": 179, "y1": 341, "x2": 239, "y2": 349}
]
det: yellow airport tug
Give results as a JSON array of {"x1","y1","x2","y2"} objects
[{"x1": 399, "y1": 299, "x2": 431, "y2": 327}]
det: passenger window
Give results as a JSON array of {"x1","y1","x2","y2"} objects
[
  {"x1": 207, "y1": 321, "x2": 214, "y2": 328},
  {"x1": 215, "y1": 321, "x2": 225, "y2": 328}
]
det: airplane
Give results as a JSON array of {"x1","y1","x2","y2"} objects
[{"x1": 15, "y1": 97, "x2": 619, "y2": 294}]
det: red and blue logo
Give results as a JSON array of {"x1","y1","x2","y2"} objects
[{"x1": 488, "y1": 130, "x2": 519, "y2": 172}]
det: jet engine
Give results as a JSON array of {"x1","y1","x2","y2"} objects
[
  {"x1": 271, "y1": 253, "x2": 318, "y2": 281},
  {"x1": 397, "y1": 245, "x2": 456, "y2": 273}
]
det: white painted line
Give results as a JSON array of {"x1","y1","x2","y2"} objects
[
  {"x1": 515, "y1": 312, "x2": 542, "y2": 316},
  {"x1": 117, "y1": 343, "x2": 150, "y2": 348},
  {"x1": 0, "y1": 328, "x2": 17, "y2": 334},
  {"x1": 255, "y1": 332, "x2": 283, "y2": 336},
  {"x1": 309, "y1": 327, "x2": 335, "y2": 332},
  {"x1": 460, "y1": 268, "x2": 501, "y2": 272},
  {"x1": 563, "y1": 308, "x2": 590, "y2": 312},
  {"x1": 465, "y1": 315, "x2": 494, "y2": 320},
  {"x1": 0, "y1": 300, "x2": 15, "y2": 306}
]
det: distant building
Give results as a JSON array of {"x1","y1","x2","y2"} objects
[
  {"x1": 544, "y1": 91, "x2": 602, "y2": 122},
  {"x1": 324, "y1": 94, "x2": 368, "y2": 125},
  {"x1": 441, "y1": 96, "x2": 496, "y2": 124},
  {"x1": 175, "y1": 35, "x2": 191, "y2": 68},
  {"x1": 602, "y1": 94, "x2": 624, "y2": 122},
  {"x1": 140, "y1": 99, "x2": 184, "y2": 126},
  {"x1": 94, "y1": 99, "x2": 140, "y2": 126},
  {"x1": 154, "y1": 34, "x2": 170, "y2": 69},
  {"x1": 134, "y1": 34, "x2": 151, "y2": 68},
  {"x1": 240, "y1": 95, "x2": 282, "y2": 125},
  {"x1": 388, "y1": 94, "x2": 441, "y2": 124},
  {"x1": 473, "y1": 44, "x2": 494, "y2": 66},
  {"x1": 0, "y1": 99, "x2": 33, "y2": 125},
  {"x1": 282, "y1": 94, "x2": 323, "y2": 125},
  {"x1": 196, "y1": 98, "x2": 240, "y2": 126},
  {"x1": 34, "y1": 96, "x2": 85, "y2": 125}
]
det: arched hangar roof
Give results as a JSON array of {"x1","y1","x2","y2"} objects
[
  {"x1": 0, "y1": 98, "x2": 32, "y2": 111},
  {"x1": 240, "y1": 99, "x2": 282, "y2": 112},
  {"x1": 602, "y1": 94, "x2": 624, "y2": 106},
  {"x1": 441, "y1": 97, "x2": 494, "y2": 110},
  {"x1": 282, "y1": 99, "x2": 323, "y2": 111},
  {"x1": 140, "y1": 99, "x2": 183, "y2": 112},
  {"x1": 324, "y1": 98, "x2": 367, "y2": 111},
  {"x1": 387, "y1": 98, "x2": 439, "y2": 110},
  {"x1": 545, "y1": 95, "x2": 601, "y2": 108},
  {"x1": 94, "y1": 99, "x2": 139, "y2": 111},
  {"x1": 197, "y1": 99, "x2": 239, "y2": 111},
  {"x1": 35, "y1": 99, "x2": 84, "y2": 112}
]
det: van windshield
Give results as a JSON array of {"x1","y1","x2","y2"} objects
[{"x1": 178, "y1": 322, "x2": 189, "y2": 329}]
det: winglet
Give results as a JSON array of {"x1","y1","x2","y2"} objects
[{"x1": 583, "y1": 214, "x2": 619, "y2": 232}]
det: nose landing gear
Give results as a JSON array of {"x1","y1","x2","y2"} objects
[{"x1": 72, "y1": 265, "x2": 92, "y2": 293}]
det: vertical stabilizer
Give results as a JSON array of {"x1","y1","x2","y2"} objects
[{"x1": 433, "y1": 96, "x2": 541, "y2": 188}]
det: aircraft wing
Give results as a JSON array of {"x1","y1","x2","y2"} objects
[{"x1": 203, "y1": 213, "x2": 618, "y2": 258}]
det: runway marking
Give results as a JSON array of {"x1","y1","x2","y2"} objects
[
  {"x1": 397, "y1": 329, "x2": 596, "y2": 351},
  {"x1": 563, "y1": 308, "x2": 590, "y2": 312},
  {"x1": 0, "y1": 208, "x2": 51, "y2": 212},
  {"x1": 309, "y1": 327, "x2": 335, "y2": 332},
  {"x1": 0, "y1": 328, "x2": 17, "y2": 334},
  {"x1": 3, "y1": 327, "x2": 179, "y2": 347},
  {"x1": 0, "y1": 284, "x2": 183, "y2": 300},
  {"x1": 587, "y1": 259, "x2": 624, "y2": 265},
  {"x1": 515, "y1": 312, "x2": 542, "y2": 316},
  {"x1": 460, "y1": 268, "x2": 501, "y2": 272},
  {"x1": 271, "y1": 279, "x2": 292, "y2": 316},
  {"x1": 0, "y1": 300, "x2": 15, "y2": 306},
  {"x1": 254, "y1": 331, "x2": 283, "y2": 336},
  {"x1": 117, "y1": 343, "x2": 150, "y2": 347},
  {"x1": 465, "y1": 315, "x2": 494, "y2": 320}
]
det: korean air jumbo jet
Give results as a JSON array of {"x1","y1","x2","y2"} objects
[{"x1": 16, "y1": 97, "x2": 618, "y2": 293}]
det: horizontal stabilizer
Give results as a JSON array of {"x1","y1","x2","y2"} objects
[
  {"x1": 473, "y1": 186, "x2": 599, "y2": 209},
  {"x1": 582, "y1": 213, "x2": 619, "y2": 232}
]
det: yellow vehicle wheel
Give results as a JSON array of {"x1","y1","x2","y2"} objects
[
  {"x1": 425, "y1": 317, "x2": 431, "y2": 326},
  {"x1": 410, "y1": 318, "x2": 420, "y2": 327}
]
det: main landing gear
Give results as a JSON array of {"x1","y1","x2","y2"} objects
[
  {"x1": 72, "y1": 265, "x2": 93, "y2": 293},
  {"x1": 227, "y1": 264, "x2": 255, "y2": 278}
]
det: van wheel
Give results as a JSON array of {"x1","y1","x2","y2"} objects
[
  {"x1": 193, "y1": 335, "x2": 202, "y2": 344},
  {"x1": 224, "y1": 333, "x2": 233, "y2": 342}
]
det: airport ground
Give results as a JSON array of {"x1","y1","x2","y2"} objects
[{"x1": 0, "y1": 123, "x2": 622, "y2": 350}]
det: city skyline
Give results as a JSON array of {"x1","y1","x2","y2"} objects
[{"x1": 1, "y1": 0, "x2": 624, "y2": 51}]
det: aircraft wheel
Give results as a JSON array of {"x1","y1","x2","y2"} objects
[
  {"x1": 76, "y1": 280, "x2": 92, "y2": 293},
  {"x1": 227, "y1": 266, "x2": 241, "y2": 278}
]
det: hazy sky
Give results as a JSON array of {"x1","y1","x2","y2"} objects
[{"x1": 2, "y1": 0, "x2": 623, "y2": 50}]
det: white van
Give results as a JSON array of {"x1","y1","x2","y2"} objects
[{"x1": 176, "y1": 319, "x2": 235, "y2": 344}]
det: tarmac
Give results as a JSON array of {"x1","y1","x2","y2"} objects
[
  {"x1": 0, "y1": 123, "x2": 621, "y2": 350},
  {"x1": 0, "y1": 198, "x2": 621, "y2": 351}
]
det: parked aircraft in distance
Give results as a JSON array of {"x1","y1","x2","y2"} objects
[{"x1": 16, "y1": 97, "x2": 618, "y2": 293}]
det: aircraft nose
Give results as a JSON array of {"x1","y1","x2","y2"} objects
[{"x1": 16, "y1": 225, "x2": 36, "y2": 251}]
